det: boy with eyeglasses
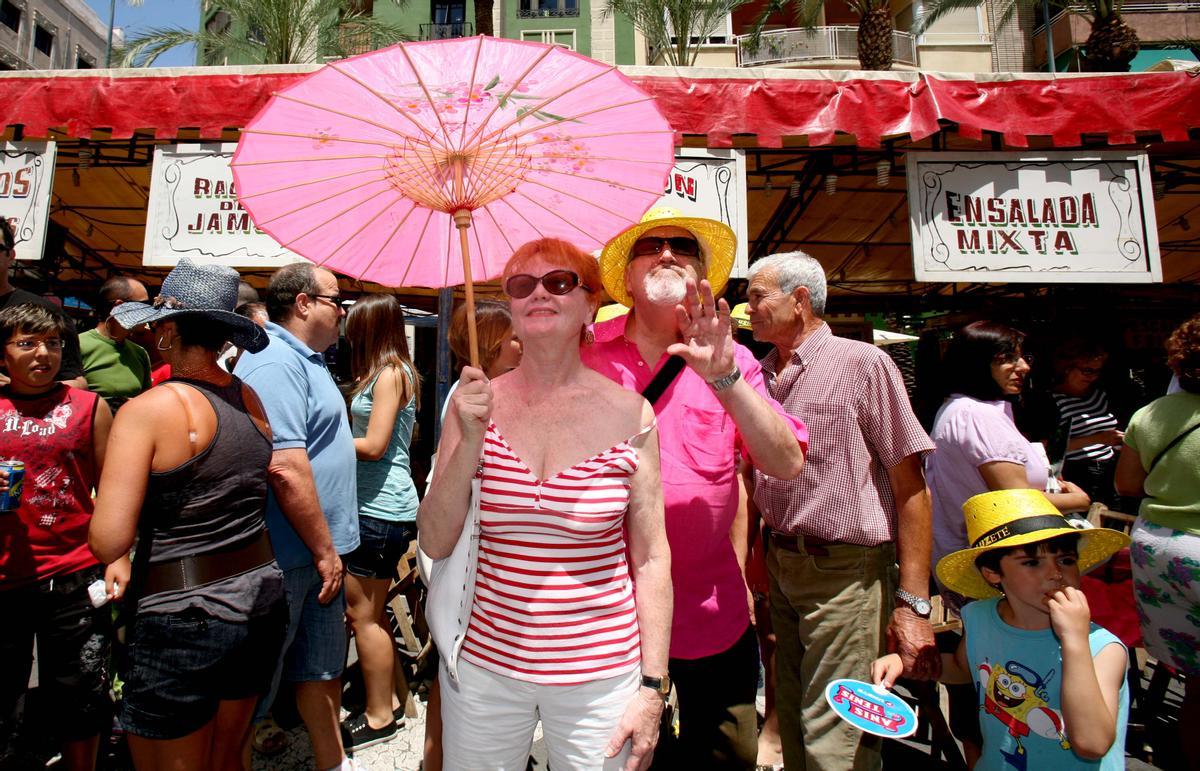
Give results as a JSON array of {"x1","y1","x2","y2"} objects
[{"x1": 0, "y1": 303, "x2": 123, "y2": 771}]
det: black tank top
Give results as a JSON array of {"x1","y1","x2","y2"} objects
[{"x1": 143, "y1": 376, "x2": 272, "y2": 563}]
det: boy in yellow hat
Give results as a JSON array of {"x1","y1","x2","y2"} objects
[{"x1": 872, "y1": 489, "x2": 1130, "y2": 770}]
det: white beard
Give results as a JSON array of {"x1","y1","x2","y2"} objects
[{"x1": 643, "y1": 268, "x2": 687, "y2": 306}]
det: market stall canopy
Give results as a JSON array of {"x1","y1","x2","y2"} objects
[{"x1": 1, "y1": 64, "x2": 1199, "y2": 149}]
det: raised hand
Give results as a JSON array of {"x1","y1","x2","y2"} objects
[
  {"x1": 1048, "y1": 585, "x2": 1092, "y2": 644},
  {"x1": 452, "y1": 366, "x2": 493, "y2": 439},
  {"x1": 666, "y1": 277, "x2": 735, "y2": 384}
]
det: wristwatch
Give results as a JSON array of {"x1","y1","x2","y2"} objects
[
  {"x1": 894, "y1": 588, "x2": 932, "y2": 619},
  {"x1": 640, "y1": 673, "x2": 671, "y2": 698},
  {"x1": 707, "y1": 365, "x2": 741, "y2": 392}
]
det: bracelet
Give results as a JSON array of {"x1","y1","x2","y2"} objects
[{"x1": 707, "y1": 364, "x2": 741, "y2": 392}]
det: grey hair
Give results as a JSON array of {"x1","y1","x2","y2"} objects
[{"x1": 747, "y1": 251, "x2": 827, "y2": 316}]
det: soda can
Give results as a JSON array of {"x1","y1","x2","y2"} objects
[{"x1": 0, "y1": 461, "x2": 25, "y2": 512}]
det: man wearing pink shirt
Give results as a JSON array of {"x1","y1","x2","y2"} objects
[{"x1": 583, "y1": 208, "x2": 808, "y2": 769}]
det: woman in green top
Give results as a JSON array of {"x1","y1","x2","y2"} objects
[
  {"x1": 340, "y1": 294, "x2": 421, "y2": 751},
  {"x1": 1116, "y1": 313, "x2": 1200, "y2": 766}
]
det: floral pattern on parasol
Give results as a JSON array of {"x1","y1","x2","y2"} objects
[{"x1": 231, "y1": 36, "x2": 676, "y2": 290}]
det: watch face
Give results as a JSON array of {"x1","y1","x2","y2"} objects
[{"x1": 915, "y1": 599, "x2": 932, "y2": 615}]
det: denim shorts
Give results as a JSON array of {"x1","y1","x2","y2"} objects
[
  {"x1": 119, "y1": 599, "x2": 288, "y2": 740},
  {"x1": 254, "y1": 563, "x2": 348, "y2": 722},
  {"x1": 344, "y1": 517, "x2": 416, "y2": 581},
  {"x1": 0, "y1": 565, "x2": 112, "y2": 749}
]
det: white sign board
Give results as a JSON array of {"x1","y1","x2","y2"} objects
[
  {"x1": 144, "y1": 144, "x2": 305, "y2": 268},
  {"x1": 658, "y1": 149, "x2": 749, "y2": 278},
  {"x1": 907, "y1": 152, "x2": 1161, "y2": 283},
  {"x1": 1, "y1": 141, "x2": 56, "y2": 262}
]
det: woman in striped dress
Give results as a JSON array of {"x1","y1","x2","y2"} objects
[
  {"x1": 419, "y1": 238, "x2": 672, "y2": 771},
  {"x1": 1049, "y1": 338, "x2": 1126, "y2": 509}
]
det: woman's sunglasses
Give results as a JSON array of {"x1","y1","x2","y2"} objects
[
  {"x1": 504, "y1": 269, "x2": 591, "y2": 300},
  {"x1": 632, "y1": 236, "x2": 701, "y2": 258}
]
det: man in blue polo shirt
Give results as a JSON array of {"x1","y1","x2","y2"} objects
[{"x1": 236, "y1": 262, "x2": 359, "y2": 771}]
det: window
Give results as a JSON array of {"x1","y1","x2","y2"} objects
[
  {"x1": 668, "y1": 11, "x2": 733, "y2": 46},
  {"x1": 75, "y1": 56, "x2": 93, "y2": 68},
  {"x1": 0, "y1": 1, "x2": 20, "y2": 34},
  {"x1": 520, "y1": 29, "x2": 576, "y2": 49},
  {"x1": 206, "y1": 10, "x2": 231, "y2": 34},
  {"x1": 518, "y1": 0, "x2": 579, "y2": 19},
  {"x1": 33, "y1": 24, "x2": 51, "y2": 56}
]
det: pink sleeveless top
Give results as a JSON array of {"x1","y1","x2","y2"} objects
[{"x1": 460, "y1": 420, "x2": 652, "y2": 685}]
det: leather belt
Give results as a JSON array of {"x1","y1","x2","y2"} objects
[
  {"x1": 770, "y1": 532, "x2": 839, "y2": 557},
  {"x1": 143, "y1": 530, "x2": 275, "y2": 596}
]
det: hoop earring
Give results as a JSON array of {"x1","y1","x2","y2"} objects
[
  {"x1": 582, "y1": 325, "x2": 595, "y2": 346},
  {"x1": 156, "y1": 336, "x2": 174, "y2": 352}
]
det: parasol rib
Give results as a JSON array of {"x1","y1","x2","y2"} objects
[
  {"x1": 476, "y1": 203, "x2": 519, "y2": 257},
  {"x1": 395, "y1": 208, "x2": 441, "y2": 288},
  {"x1": 508, "y1": 189, "x2": 605, "y2": 241},
  {"x1": 314, "y1": 195, "x2": 415, "y2": 269},
  {"x1": 338, "y1": 198, "x2": 423, "y2": 283},
  {"x1": 325, "y1": 61, "x2": 439, "y2": 140},
  {"x1": 476, "y1": 64, "x2": 619, "y2": 146},
  {"x1": 528, "y1": 152, "x2": 678, "y2": 166},
  {"x1": 517, "y1": 174, "x2": 662, "y2": 220},
  {"x1": 457, "y1": 42, "x2": 558, "y2": 150},
  {"x1": 490, "y1": 194, "x2": 550, "y2": 243},
  {"x1": 233, "y1": 153, "x2": 390, "y2": 168},
  {"x1": 394, "y1": 41, "x2": 458, "y2": 149},
  {"x1": 502, "y1": 97, "x2": 662, "y2": 145},
  {"x1": 239, "y1": 128, "x2": 399, "y2": 149},
  {"x1": 523, "y1": 166, "x2": 667, "y2": 198},
  {"x1": 269, "y1": 185, "x2": 394, "y2": 246},
  {"x1": 254, "y1": 176, "x2": 393, "y2": 228},
  {"x1": 235, "y1": 166, "x2": 385, "y2": 202},
  {"x1": 516, "y1": 128, "x2": 677, "y2": 147},
  {"x1": 456, "y1": 36, "x2": 487, "y2": 150},
  {"x1": 270, "y1": 92, "x2": 420, "y2": 142}
]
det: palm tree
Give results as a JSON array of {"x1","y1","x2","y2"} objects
[
  {"x1": 915, "y1": 0, "x2": 1139, "y2": 71},
  {"x1": 605, "y1": 0, "x2": 751, "y2": 66},
  {"x1": 748, "y1": 0, "x2": 896, "y2": 70},
  {"x1": 116, "y1": 0, "x2": 409, "y2": 67}
]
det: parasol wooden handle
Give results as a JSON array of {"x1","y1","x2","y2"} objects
[{"x1": 453, "y1": 209, "x2": 480, "y2": 370}]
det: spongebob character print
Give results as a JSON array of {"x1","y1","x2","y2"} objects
[{"x1": 962, "y1": 597, "x2": 1129, "y2": 771}]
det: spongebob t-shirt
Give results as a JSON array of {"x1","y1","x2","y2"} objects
[{"x1": 963, "y1": 597, "x2": 1128, "y2": 771}]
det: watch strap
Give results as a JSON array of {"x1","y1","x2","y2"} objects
[
  {"x1": 640, "y1": 674, "x2": 670, "y2": 696},
  {"x1": 894, "y1": 588, "x2": 932, "y2": 618},
  {"x1": 708, "y1": 364, "x2": 741, "y2": 392}
]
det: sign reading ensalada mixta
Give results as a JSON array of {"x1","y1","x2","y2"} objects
[
  {"x1": 144, "y1": 144, "x2": 305, "y2": 268},
  {"x1": 2, "y1": 141, "x2": 56, "y2": 262},
  {"x1": 907, "y1": 152, "x2": 1161, "y2": 283}
]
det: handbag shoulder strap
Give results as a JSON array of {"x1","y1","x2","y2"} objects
[
  {"x1": 1149, "y1": 419, "x2": 1200, "y2": 473},
  {"x1": 641, "y1": 355, "x2": 686, "y2": 406}
]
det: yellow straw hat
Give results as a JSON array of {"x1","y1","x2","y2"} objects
[
  {"x1": 730, "y1": 302, "x2": 751, "y2": 331},
  {"x1": 935, "y1": 489, "x2": 1130, "y2": 600},
  {"x1": 594, "y1": 303, "x2": 630, "y2": 323},
  {"x1": 598, "y1": 206, "x2": 737, "y2": 308}
]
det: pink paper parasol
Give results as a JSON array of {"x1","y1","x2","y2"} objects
[{"x1": 232, "y1": 36, "x2": 675, "y2": 365}]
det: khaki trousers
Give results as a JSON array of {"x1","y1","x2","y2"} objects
[{"x1": 767, "y1": 540, "x2": 896, "y2": 771}]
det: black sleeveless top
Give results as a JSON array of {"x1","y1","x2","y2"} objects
[{"x1": 137, "y1": 376, "x2": 283, "y2": 620}]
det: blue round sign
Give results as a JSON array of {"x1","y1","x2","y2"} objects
[{"x1": 823, "y1": 678, "x2": 918, "y2": 738}]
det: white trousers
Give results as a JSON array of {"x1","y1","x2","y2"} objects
[{"x1": 441, "y1": 658, "x2": 639, "y2": 771}]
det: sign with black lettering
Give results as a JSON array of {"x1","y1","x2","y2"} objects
[
  {"x1": 907, "y1": 152, "x2": 1161, "y2": 283},
  {"x1": 144, "y1": 144, "x2": 305, "y2": 267},
  {"x1": 2, "y1": 141, "x2": 56, "y2": 262},
  {"x1": 657, "y1": 149, "x2": 749, "y2": 278}
]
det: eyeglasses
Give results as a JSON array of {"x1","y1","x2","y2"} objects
[
  {"x1": 631, "y1": 236, "x2": 701, "y2": 259},
  {"x1": 7, "y1": 338, "x2": 63, "y2": 352},
  {"x1": 308, "y1": 293, "x2": 343, "y2": 306},
  {"x1": 504, "y1": 270, "x2": 591, "y2": 300}
]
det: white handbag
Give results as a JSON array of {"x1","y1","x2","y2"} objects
[{"x1": 416, "y1": 471, "x2": 483, "y2": 683}]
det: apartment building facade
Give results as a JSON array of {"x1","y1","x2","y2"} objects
[
  {"x1": 0, "y1": 0, "x2": 111, "y2": 70},
  {"x1": 200, "y1": 0, "x2": 1199, "y2": 73}
]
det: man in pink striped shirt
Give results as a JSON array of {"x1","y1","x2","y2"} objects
[{"x1": 584, "y1": 208, "x2": 808, "y2": 769}]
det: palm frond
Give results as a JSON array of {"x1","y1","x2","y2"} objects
[{"x1": 607, "y1": 0, "x2": 749, "y2": 66}]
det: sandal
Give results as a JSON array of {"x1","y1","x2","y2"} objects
[{"x1": 252, "y1": 716, "x2": 288, "y2": 756}]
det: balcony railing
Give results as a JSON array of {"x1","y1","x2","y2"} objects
[
  {"x1": 517, "y1": 7, "x2": 581, "y2": 17},
  {"x1": 735, "y1": 26, "x2": 916, "y2": 67},
  {"x1": 1034, "y1": 1, "x2": 1200, "y2": 34},
  {"x1": 420, "y1": 22, "x2": 474, "y2": 39}
]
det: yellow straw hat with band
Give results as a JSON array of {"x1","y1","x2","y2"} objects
[
  {"x1": 935, "y1": 489, "x2": 1130, "y2": 600},
  {"x1": 598, "y1": 206, "x2": 737, "y2": 308}
]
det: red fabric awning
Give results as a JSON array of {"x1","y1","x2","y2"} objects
[{"x1": 2, "y1": 65, "x2": 1198, "y2": 148}]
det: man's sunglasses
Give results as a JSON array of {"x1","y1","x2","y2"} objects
[
  {"x1": 632, "y1": 236, "x2": 701, "y2": 259},
  {"x1": 504, "y1": 270, "x2": 591, "y2": 300}
]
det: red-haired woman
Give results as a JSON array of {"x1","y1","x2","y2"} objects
[
  {"x1": 420, "y1": 238, "x2": 672, "y2": 770},
  {"x1": 340, "y1": 294, "x2": 421, "y2": 750}
]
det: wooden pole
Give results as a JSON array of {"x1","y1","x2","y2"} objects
[{"x1": 453, "y1": 208, "x2": 480, "y2": 369}]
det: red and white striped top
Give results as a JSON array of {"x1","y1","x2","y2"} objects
[{"x1": 460, "y1": 420, "x2": 651, "y2": 685}]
